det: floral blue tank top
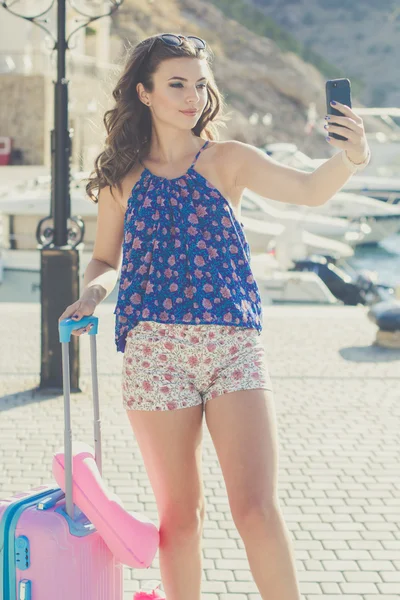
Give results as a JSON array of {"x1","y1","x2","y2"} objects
[{"x1": 114, "y1": 139, "x2": 263, "y2": 353}]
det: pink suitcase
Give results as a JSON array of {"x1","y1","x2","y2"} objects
[{"x1": 0, "y1": 316, "x2": 123, "y2": 599}]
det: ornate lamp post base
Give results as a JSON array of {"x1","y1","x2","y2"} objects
[{"x1": 40, "y1": 247, "x2": 81, "y2": 391}]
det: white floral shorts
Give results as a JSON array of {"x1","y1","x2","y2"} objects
[{"x1": 122, "y1": 320, "x2": 273, "y2": 411}]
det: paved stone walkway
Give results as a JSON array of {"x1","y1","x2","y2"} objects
[{"x1": 1, "y1": 303, "x2": 399, "y2": 600}]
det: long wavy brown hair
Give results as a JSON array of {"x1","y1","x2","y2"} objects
[{"x1": 85, "y1": 34, "x2": 228, "y2": 203}]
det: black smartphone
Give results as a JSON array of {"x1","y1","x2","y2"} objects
[{"x1": 325, "y1": 78, "x2": 352, "y2": 141}]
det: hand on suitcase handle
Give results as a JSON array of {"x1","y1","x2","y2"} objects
[
  {"x1": 59, "y1": 316, "x2": 99, "y2": 343},
  {"x1": 58, "y1": 294, "x2": 98, "y2": 337}
]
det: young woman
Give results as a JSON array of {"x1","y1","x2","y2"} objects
[{"x1": 59, "y1": 34, "x2": 370, "y2": 600}]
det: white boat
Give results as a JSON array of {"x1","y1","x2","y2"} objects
[
  {"x1": 309, "y1": 191, "x2": 400, "y2": 244},
  {"x1": 342, "y1": 175, "x2": 400, "y2": 206},
  {"x1": 241, "y1": 215, "x2": 355, "y2": 260},
  {"x1": 0, "y1": 180, "x2": 98, "y2": 252},
  {"x1": 242, "y1": 189, "x2": 370, "y2": 246},
  {"x1": 0, "y1": 187, "x2": 98, "y2": 216},
  {"x1": 257, "y1": 270, "x2": 339, "y2": 304},
  {"x1": 0, "y1": 166, "x2": 50, "y2": 197},
  {"x1": 264, "y1": 142, "x2": 326, "y2": 170},
  {"x1": 250, "y1": 253, "x2": 339, "y2": 305},
  {"x1": 260, "y1": 190, "x2": 400, "y2": 245}
]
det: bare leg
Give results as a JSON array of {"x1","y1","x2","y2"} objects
[
  {"x1": 127, "y1": 404, "x2": 205, "y2": 600},
  {"x1": 239, "y1": 506, "x2": 302, "y2": 600},
  {"x1": 205, "y1": 389, "x2": 302, "y2": 600},
  {"x1": 158, "y1": 519, "x2": 204, "y2": 600}
]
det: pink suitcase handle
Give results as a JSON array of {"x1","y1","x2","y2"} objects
[{"x1": 59, "y1": 316, "x2": 102, "y2": 520}]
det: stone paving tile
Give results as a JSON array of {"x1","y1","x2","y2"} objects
[{"x1": 0, "y1": 303, "x2": 399, "y2": 600}]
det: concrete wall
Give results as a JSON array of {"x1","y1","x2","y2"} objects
[
  {"x1": 0, "y1": 66, "x2": 117, "y2": 168},
  {"x1": 0, "y1": 74, "x2": 47, "y2": 165}
]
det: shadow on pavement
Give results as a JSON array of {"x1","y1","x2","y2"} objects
[
  {"x1": 340, "y1": 345, "x2": 400, "y2": 362},
  {"x1": 0, "y1": 385, "x2": 86, "y2": 412}
]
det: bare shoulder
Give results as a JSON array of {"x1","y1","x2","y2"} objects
[
  {"x1": 213, "y1": 139, "x2": 311, "y2": 206},
  {"x1": 208, "y1": 139, "x2": 241, "y2": 171},
  {"x1": 203, "y1": 140, "x2": 243, "y2": 207},
  {"x1": 213, "y1": 139, "x2": 244, "y2": 159},
  {"x1": 216, "y1": 139, "x2": 256, "y2": 179},
  {"x1": 208, "y1": 139, "x2": 251, "y2": 191}
]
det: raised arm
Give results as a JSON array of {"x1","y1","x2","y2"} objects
[
  {"x1": 228, "y1": 140, "x2": 312, "y2": 206},
  {"x1": 230, "y1": 102, "x2": 370, "y2": 208}
]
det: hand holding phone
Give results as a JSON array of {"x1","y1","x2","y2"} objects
[{"x1": 325, "y1": 78, "x2": 352, "y2": 141}]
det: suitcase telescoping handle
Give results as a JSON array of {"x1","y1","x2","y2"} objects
[{"x1": 58, "y1": 315, "x2": 102, "y2": 520}]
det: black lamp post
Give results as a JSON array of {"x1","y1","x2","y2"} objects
[{"x1": 1, "y1": 0, "x2": 124, "y2": 391}]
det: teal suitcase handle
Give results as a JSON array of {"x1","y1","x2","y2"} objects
[{"x1": 58, "y1": 316, "x2": 99, "y2": 343}]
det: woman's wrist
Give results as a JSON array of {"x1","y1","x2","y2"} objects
[
  {"x1": 342, "y1": 147, "x2": 371, "y2": 173},
  {"x1": 81, "y1": 285, "x2": 106, "y2": 305}
]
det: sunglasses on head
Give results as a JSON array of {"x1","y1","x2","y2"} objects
[{"x1": 147, "y1": 33, "x2": 207, "y2": 53}]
